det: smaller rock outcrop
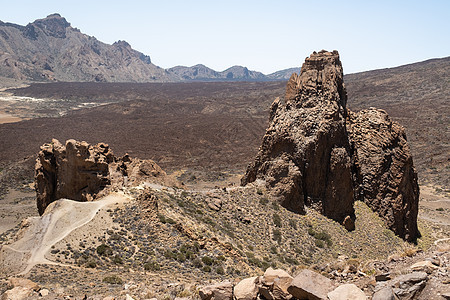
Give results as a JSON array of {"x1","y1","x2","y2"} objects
[
  {"x1": 35, "y1": 139, "x2": 177, "y2": 215},
  {"x1": 35, "y1": 139, "x2": 113, "y2": 215},
  {"x1": 347, "y1": 108, "x2": 420, "y2": 241}
]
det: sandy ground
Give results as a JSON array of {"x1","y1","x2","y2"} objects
[{"x1": 0, "y1": 192, "x2": 130, "y2": 275}]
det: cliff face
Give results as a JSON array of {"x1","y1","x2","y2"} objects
[
  {"x1": 348, "y1": 108, "x2": 420, "y2": 241},
  {"x1": 242, "y1": 51, "x2": 355, "y2": 224},
  {"x1": 35, "y1": 139, "x2": 178, "y2": 215},
  {"x1": 242, "y1": 50, "x2": 420, "y2": 241},
  {"x1": 0, "y1": 14, "x2": 177, "y2": 82}
]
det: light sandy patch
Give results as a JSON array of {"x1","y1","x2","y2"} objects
[{"x1": 0, "y1": 192, "x2": 130, "y2": 275}]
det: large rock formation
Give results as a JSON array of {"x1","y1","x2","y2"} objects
[
  {"x1": 348, "y1": 108, "x2": 419, "y2": 241},
  {"x1": 242, "y1": 50, "x2": 420, "y2": 241},
  {"x1": 35, "y1": 139, "x2": 177, "y2": 215},
  {"x1": 242, "y1": 50, "x2": 355, "y2": 223}
]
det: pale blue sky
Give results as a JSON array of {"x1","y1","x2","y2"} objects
[{"x1": 1, "y1": 0, "x2": 449, "y2": 74}]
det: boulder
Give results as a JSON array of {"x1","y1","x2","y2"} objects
[
  {"x1": 347, "y1": 108, "x2": 420, "y2": 241},
  {"x1": 327, "y1": 284, "x2": 366, "y2": 300},
  {"x1": 8, "y1": 278, "x2": 39, "y2": 291},
  {"x1": 287, "y1": 269, "x2": 335, "y2": 300},
  {"x1": 259, "y1": 268, "x2": 293, "y2": 300},
  {"x1": 199, "y1": 281, "x2": 233, "y2": 300},
  {"x1": 390, "y1": 272, "x2": 428, "y2": 299},
  {"x1": 410, "y1": 260, "x2": 438, "y2": 273},
  {"x1": 1, "y1": 287, "x2": 33, "y2": 300},
  {"x1": 372, "y1": 286, "x2": 396, "y2": 300},
  {"x1": 233, "y1": 276, "x2": 259, "y2": 300}
]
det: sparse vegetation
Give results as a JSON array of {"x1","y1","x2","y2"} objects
[{"x1": 102, "y1": 275, "x2": 123, "y2": 284}]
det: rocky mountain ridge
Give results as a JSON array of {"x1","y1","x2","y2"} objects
[
  {"x1": 0, "y1": 14, "x2": 295, "y2": 83},
  {"x1": 0, "y1": 14, "x2": 176, "y2": 82}
]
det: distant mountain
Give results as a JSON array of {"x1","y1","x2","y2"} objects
[
  {"x1": 168, "y1": 64, "x2": 268, "y2": 81},
  {"x1": 266, "y1": 67, "x2": 301, "y2": 80},
  {"x1": 0, "y1": 14, "x2": 178, "y2": 82},
  {"x1": 0, "y1": 14, "x2": 300, "y2": 83},
  {"x1": 167, "y1": 64, "x2": 220, "y2": 81}
]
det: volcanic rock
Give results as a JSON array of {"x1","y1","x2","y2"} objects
[
  {"x1": 242, "y1": 50, "x2": 354, "y2": 223},
  {"x1": 35, "y1": 139, "x2": 177, "y2": 215},
  {"x1": 347, "y1": 108, "x2": 420, "y2": 241},
  {"x1": 35, "y1": 139, "x2": 113, "y2": 215},
  {"x1": 242, "y1": 50, "x2": 420, "y2": 241},
  {"x1": 198, "y1": 281, "x2": 233, "y2": 300},
  {"x1": 287, "y1": 269, "x2": 335, "y2": 300}
]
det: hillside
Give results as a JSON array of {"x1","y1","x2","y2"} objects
[{"x1": 0, "y1": 14, "x2": 177, "y2": 82}]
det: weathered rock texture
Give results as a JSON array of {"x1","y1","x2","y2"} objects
[
  {"x1": 348, "y1": 108, "x2": 420, "y2": 241},
  {"x1": 35, "y1": 139, "x2": 176, "y2": 215},
  {"x1": 242, "y1": 50, "x2": 420, "y2": 241},
  {"x1": 242, "y1": 50, "x2": 355, "y2": 223}
]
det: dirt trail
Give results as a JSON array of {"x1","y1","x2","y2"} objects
[{"x1": 0, "y1": 192, "x2": 129, "y2": 275}]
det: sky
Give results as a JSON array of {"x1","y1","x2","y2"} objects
[{"x1": 0, "y1": 0, "x2": 449, "y2": 74}]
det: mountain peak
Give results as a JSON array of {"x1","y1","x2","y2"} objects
[{"x1": 31, "y1": 13, "x2": 71, "y2": 38}]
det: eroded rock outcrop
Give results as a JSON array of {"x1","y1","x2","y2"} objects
[
  {"x1": 35, "y1": 139, "x2": 176, "y2": 215},
  {"x1": 242, "y1": 50, "x2": 355, "y2": 224},
  {"x1": 348, "y1": 108, "x2": 420, "y2": 241},
  {"x1": 242, "y1": 50, "x2": 419, "y2": 241}
]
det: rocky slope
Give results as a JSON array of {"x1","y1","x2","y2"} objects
[
  {"x1": 242, "y1": 50, "x2": 420, "y2": 242},
  {"x1": 0, "y1": 14, "x2": 177, "y2": 82}
]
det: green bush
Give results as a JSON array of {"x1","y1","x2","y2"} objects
[
  {"x1": 273, "y1": 213, "x2": 282, "y2": 227},
  {"x1": 202, "y1": 265, "x2": 211, "y2": 272},
  {"x1": 272, "y1": 229, "x2": 282, "y2": 244},
  {"x1": 192, "y1": 258, "x2": 203, "y2": 268},
  {"x1": 86, "y1": 260, "x2": 97, "y2": 268},
  {"x1": 289, "y1": 219, "x2": 297, "y2": 229},
  {"x1": 259, "y1": 197, "x2": 269, "y2": 206},
  {"x1": 96, "y1": 244, "x2": 112, "y2": 256},
  {"x1": 216, "y1": 266, "x2": 225, "y2": 275},
  {"x1": 144, "y1": 261, "x2": 161, "y2": 271},
  {"x1": 113, "y1": 255, "x2": 123, "y2": 264},
  {"x1": 202, "y1": 256, "x2": 214, "y2": 266},
  {"x1": 102, "y1": 275, "x2": 122, "y2": 284}
]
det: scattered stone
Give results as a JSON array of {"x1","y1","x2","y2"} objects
[
  {"x1": 233, "y1": 276, "x2": 259, "y2": 300},
  {"x1": 259, "y1": 267, "x2": 293, "y2": 300},
  {"x1": 375, "y1": 273, "x2": 391, "y2": 282},
  {"x1": 390, "y1": 272, "x2": 428, "y2": 299},
  {"x1": 39, "y1": 289, "x2": 49, "y2": 297},
  {"x1": 327, "y1": 284, "x2": 366, "y2": 300},
  {"x1": 287, "y1": 269, "x2": 335, "y2": 300},
  {"x1": 410, "y1": 260, "x2": 438, "y2": 273},
  {"x1": 372, "y1": 286, "x2": 396, "y2": 300},
  {"x1": 199, "y1": 281, "x2": 233, "y2": 300},
  {"x1": 442, "y1": 292, "x2": 450, "y2": 299},
  {"x1": 1, "y1": 287, "x2": 33, "y2": 300},
  {"x1": 8, "y1": 278, "x2": 39, "y2": 291}
]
